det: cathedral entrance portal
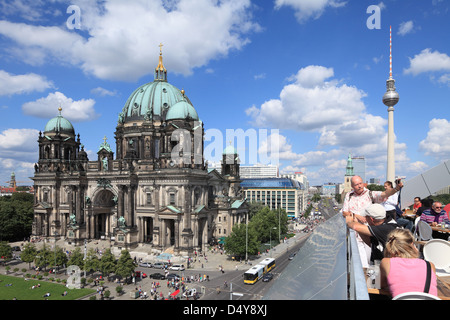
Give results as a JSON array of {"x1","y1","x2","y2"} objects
[
  {"x1": 166, "y1": 219, "x2": 175, "y2": 247},
  {"x1": 92, "y1": 189, "x2": 116, "y2": 239}
]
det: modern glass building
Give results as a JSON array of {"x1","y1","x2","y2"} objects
[{"x1": 240, "y1": 178, "x2": 306, "y2": 218}]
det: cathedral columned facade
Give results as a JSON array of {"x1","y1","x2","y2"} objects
[{"x1": 31, "y1": 49, "x2": 247, "y2": 255}]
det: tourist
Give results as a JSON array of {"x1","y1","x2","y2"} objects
[
  {"x1": 345, "y1": 203, "x2": 398, "y2": 262},
  {"x1": 343, "y1": 176, "x2": 402, "y2": 267},
  {"x1": 380, "y1": 228, "x2": 438, "y2": 298}
]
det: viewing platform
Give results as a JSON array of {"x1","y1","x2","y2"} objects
[{"x1": 263, "y1": 213, "x2": 450, "y2": 300}]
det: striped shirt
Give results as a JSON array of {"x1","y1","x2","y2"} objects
[{"x1": 420, "y1": 209, "x2": 450, "y2": 224}]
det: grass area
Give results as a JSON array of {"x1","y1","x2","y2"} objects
[{"x1": 0, "y1": 274, "x2": 95, "y2": 300}]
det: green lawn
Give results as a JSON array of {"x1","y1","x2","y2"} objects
[{"x1": 0, "y1": 274, "x2": 95, "y2": 300}]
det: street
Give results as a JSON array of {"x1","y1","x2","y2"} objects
[{"x1": 197, "y1": 233, "x2": 310, "y2": 300}]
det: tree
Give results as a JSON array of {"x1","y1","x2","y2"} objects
[
  {"x1": 0, "y1": 193, "x2": 34, "y2": 241},
  {"x1": 367, "y1": 184, "x2": 384, "y2": 191},
  {"x1": 248, "y1": 202, "x2": 265, "y2": 219},
  {"x1": 67, "y1": 247, "x2": 85, "y2": 270},
  {"x1": 99, "y1": 248, "x2": 116, "y2": 277},
  {"x1": 115, "y1": 249, "x2": 135, "y2": 281},
  {"x1": 0, "y1": 242, "x2": 12, "y2": 260},
  {"x1": 311, "y1": 193, "x2": 321, "y2": 202},
  {"x1": 35, "y1": 244, "x2": 52, "y2": 270},
  {"x1": 49, "y1": 246, "x2": 68, "y2": 269},
  {"x1": 249, "y1": 207, "x2": 288, "y2": 244},
  {"x1": 224, "y1": 223, "x2": 259, "y2": 258},
  {"x1": 84, "y1": 248, "x2": 100, "y2": 273},
  {"x1": 21, "y1": 243, "x2": 37, "y2": 269}
]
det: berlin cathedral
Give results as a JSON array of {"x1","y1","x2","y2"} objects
[{"x1": 31, "y1": 48, "x2": 248, "y2": 256}]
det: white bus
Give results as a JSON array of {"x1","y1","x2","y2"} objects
[
  {"x1": 243, "y1": 264, "x2": 265, "y2": 284},
  {"x1": 259, "y1": 258, "x2": 276, "y2": 273}
]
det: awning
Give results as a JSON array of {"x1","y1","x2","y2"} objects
[{"x1": 170, "y1": 289, "x2": 180, "y2": 296}]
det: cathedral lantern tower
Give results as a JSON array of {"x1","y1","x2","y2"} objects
[{"x1": 37, "y1": 107, "x2": 81, "y2": 173}]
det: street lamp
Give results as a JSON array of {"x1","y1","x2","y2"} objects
[
  {"x1": 245, "y1": 211, "x2": 248, "y2": 264},
  {"x1": 269, "y1": 227, "x2": 276, "y2": 257}
]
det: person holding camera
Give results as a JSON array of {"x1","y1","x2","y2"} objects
[{"x1": 342, "y1": 175, "x2": 403, "y2": 267}]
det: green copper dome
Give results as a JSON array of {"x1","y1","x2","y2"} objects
[
  {"x1": 166, "y1": 100, "x2": 199, "y2": 121},
  {"x1": 118, "y1": 49, "x2": 198, "y2": 124},
  {"x1": 44, "y1": 108, "x2": 75, "y2": 135},
  {"x1": 223, "y1": 145, "x2": 238, "y2": 155},
  {"x1": 120, "y1": 81, "x2": 191, "y2": 123}
]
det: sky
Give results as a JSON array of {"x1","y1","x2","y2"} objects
[{"x1": 0, "y1": 0, "x2": 449, "y2": 187}]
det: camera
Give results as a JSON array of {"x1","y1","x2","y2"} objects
[{"x1": 395, "y1": 178, "x2": 401, "y2": 185}]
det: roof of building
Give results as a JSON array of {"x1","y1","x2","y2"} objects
[
  {"x1": 166, "y1": 100, "x2": 199, "y2": 121},
  {"x1": 223, "y1": 145, "x2": 238, "y2": 155},
  {"x1": 240, "y1": 178, "x2": 304, "y2": 189},
  {"x1": 44, "y1": 108, "x2": 75, "y2": 136},
  {"x1": 119, "y1": 49, "x2": 198, "y2": 124}
]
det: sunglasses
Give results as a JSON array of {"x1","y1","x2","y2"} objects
[{"x1": 435, "y1": 206, "x2": 442, "y2": 209}]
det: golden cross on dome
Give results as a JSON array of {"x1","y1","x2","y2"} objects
[
  {"x1": 103, "y1": 136, "x2": 107, "y2": 144},
  {"x1": 159, "y1": 43, "x2": 163, "y2": 55}
]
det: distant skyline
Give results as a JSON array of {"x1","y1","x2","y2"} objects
[{"x1": 1, "y1": 0, "x2": 449, "y2": 187}]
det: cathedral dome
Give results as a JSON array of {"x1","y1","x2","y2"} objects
[
  {"x1": 44, "y1": 108, "x2": 75, "y2": 136},
  {"x1": 118, "y1": 48, "x2": 198, "y2": 124},
  {"x1": 121, "y1": 81, "x2": 193, "y2": 123},
  {"x1": 223, "y1": 145, "x2": 238, "y2": 155},
  {"x1": 166, "y1": 100, "x2": 199, "y2": 121}
]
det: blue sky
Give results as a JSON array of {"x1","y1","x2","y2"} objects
[{"x1": 0, "y1": 0, "x2": 449, "y2": 187}]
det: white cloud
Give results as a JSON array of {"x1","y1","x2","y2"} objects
[
  {"x1": 398, "y1": 21, "x2": 414, "y2": 36},
  {"x1": 0, "y1": 128, "x2": 39, "y2": 182},
  {"x1": 0, "y1": 70, "x2": 54, "y2": 96},
  {"x1": 246, "y1": 64, "x2": 429, "y2": 184},
  {"x1": 318, "y1": 114, "x2": 387, "y2": 149},
  {"x1": 0, "y1": 128, "x2": 39, "y2": 152},
  {"x1": 419, "y1": 118, "x2": 450, "y2": 161},
  {"x1": 22, "y1": 91, "x2": 99, "y2": 122},
  {"x1": 0, "y1": 0, "x2": 261, "y2": 81},
  {"x1": 90, "y1": 87, "x2": 117, "y2": 97},
  {"x1": 274, "y1": 0, "x2": 346, "y2": 23},
  {"x1": 246, "y1": 65, "x2": 367, "y2": 132},
  {"x1": 404, "y1": 48, "x2": 450, "y2": 76}
]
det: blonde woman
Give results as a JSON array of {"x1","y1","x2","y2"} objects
[{"x1": 380, "y1": 228, "x2": 438, "y2": 298}]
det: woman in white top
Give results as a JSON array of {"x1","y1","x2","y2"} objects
[{"x1": 382, "y1": 181, "x2": 398, "y2": 221}]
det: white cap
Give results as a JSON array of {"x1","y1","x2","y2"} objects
[{"x1": 364, "y1": 203, "x2": 386, "y2": 220}]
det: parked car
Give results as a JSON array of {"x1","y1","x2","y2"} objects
[
  {"x1": 153, "y1": 262, "x2": 169, "y2": 269},
  {"x1": 139, "y1": 261, "x2": 153, "y2": 268},
  {"x1": 150, "y1": 272, "x2": 165, "y2": 279},
  {"x1": 262, "y1": 273, "x2": 273, "y2": 282},
  {"x1": 169, "y1": 264, "x2": 185, "y2": 271},
  {"x1": 288, "y1": 253, "x2": 296, "y2": 260},
  {"x1": 134, "y1": 271, "x2": 147, "y2": 278},
  {"x1": 166, "y1": 273, "x2": 181, "y2": 281}
]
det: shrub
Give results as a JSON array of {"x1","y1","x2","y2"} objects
[{"x1": 115, "y1": 286, "x2": 123, "y2": 295}]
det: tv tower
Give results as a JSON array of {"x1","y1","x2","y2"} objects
[{"x1": 382, "y1": 26, "x2": 399, "y2": 182}]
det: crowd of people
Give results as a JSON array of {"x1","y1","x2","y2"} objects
[
  {"x1": 295, "y1": 216, "x2": 326, "y2": 233},
  {"x1": 342, "y1": 175, "x2": 448, "y2": 299}
]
